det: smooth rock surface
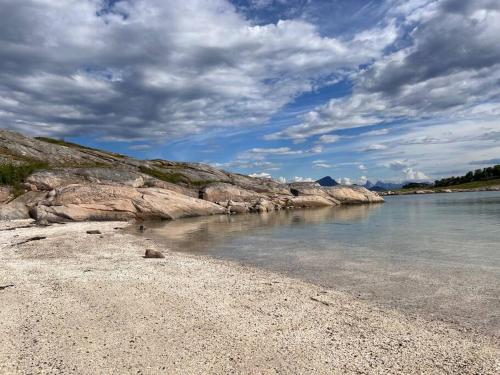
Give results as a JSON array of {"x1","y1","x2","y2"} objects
[
  {"x1": 0, "y1": 202, "x2": 30, "y2": 220},
  {"x1": 31, "y1": 184, "x2": 225, "y2": 222},
  {"x1": 202, "y1": 182, "x2": 264, "y2": 203}
]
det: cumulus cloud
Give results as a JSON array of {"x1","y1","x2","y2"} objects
[
  {"x1": 249, "y1": 172, "x2": 272, "y2": 178},
  {"x1": 403, "y1": 167, "x2": 430, "y2": 181},
  {"x1": 337, "y1": 177, "x2": 353, "y2": 185},
  {"x1": 385, "y1": 159, "x2": 411, "y2": 170},
  {"x1": 265, "y1": 0, "x2": 500, "y2": 141},
  {"x1": 0, "y1": 0, "x2": 396, "y2": 141},
  {"x1": 358, "y1": 164, "x2": 367, "y2": 170},
  {"x1": 293, "y1": 176, "x2": 315, "y2": 182}
]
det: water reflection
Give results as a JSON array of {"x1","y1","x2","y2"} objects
[{"x1": 139, "y1": 204, "x2": 381, "y2": 249}]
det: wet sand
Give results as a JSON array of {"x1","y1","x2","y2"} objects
[{"x1": 0, "y1": 220, "x2": 498, "y2": 374}]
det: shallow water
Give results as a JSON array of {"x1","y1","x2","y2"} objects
[{"x1": 139, "y1": 191, "x2": 500, "y2": 338}]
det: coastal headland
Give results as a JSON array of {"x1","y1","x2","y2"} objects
[{"x1": 0, "y1": 130, "x2": 382, "y2": 223}]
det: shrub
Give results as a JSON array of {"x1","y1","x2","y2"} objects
[
  {"x1": 0, "y1": 161, "x2": 49, "y2": 196},
  {"x1": 0, "y1": 162, "x2": 49, "y2": 186}
]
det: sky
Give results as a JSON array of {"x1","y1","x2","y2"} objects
[{"x1": 1, "y1": 0, "x2": 499, "y2": 184}]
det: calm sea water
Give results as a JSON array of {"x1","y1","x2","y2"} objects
[{"x1": 139, "y1": 191, "x2": 500, "y2": 337}]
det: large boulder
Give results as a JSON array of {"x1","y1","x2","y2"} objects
[
  {"x1": 201, "y1": 182, "x2": 263, "y2": 203},
  {"x1": 289, "y1": 183, "x2": 341, "y2": 205},
  {"x1": 0, "y1": 186, "x2": 12, "y2": 204},
  {"x1": 288, "y1": 195, "x2": 338, "y2": 208},
  {"x1": 325, "y1": 186, "x2": 384, "y2": 203},
  {"x1": 142, "y1": 178, "x2": 198, "y2": 198},
  {"x1": 31, "y1": 184, "x2": 225, "y2": 222},
  {"x1": 0, "y1": 202, "x2": 30, "y2": 220}
]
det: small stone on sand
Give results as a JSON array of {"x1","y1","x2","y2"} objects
[{"x1": 144, "y1": 249, "x2": 164, "y2": 259}]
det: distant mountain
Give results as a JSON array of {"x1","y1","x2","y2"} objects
[
  {"x1": 363, "y1": 180, "x2": 374, "y2": 189},
  {"x1": 367, "y1": 181, "x2": 404, "y2": 191},
  {"x1": 316, "y1": 176, "x2": 338, "y2": 186}
]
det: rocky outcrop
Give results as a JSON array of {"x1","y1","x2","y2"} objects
[
  {"x1": 0, "y1": 129, "x2": 383, "y2": 222},
  {"x1": 30, "y1": 184, "x2": 225, "y2": 222},
  {"x1": 326, "y1": 185, "x2": 384, "y2": 204},
  {"x1": 25, "y1": 168, "x2": 145, "y2": 190},
  {"x1": 202, "y1": 182, "x2": 264, "y2": 203},
  {"x1": 289, "y1": 183, "x2": 383, "y2": 204},
  {"x1": 288, "y1": 195, "x2": 338, "y2": 208},
  {"x1": 0, "y1": 202, "x2": 30, "y2": 220},
  {"x1": 0, "y1": 186, "x2": 11, "y2": 204}
]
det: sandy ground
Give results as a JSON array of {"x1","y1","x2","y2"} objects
[{"x1": 0, "y1": 220, "x2": 498, "y2": 374}]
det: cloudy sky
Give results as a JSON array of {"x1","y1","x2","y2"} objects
[{"x1": 1, "y1": 0, "x2": 499, "y2": 183}]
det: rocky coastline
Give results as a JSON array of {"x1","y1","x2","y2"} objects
[{"x1": 0, "y1": 130, "x2": 383, "y2": 222}]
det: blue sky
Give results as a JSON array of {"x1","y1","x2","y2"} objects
[{"x1": 1, "y1": 0, "x2": 499, "y2": 184}]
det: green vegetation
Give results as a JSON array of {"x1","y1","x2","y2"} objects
[
  {"x1": 35, "y1": 137, "x2": 127, "y2": 158},
  {"x1": 434, "y1": 165, "x2": 500, "y2": 187},
  {"x1": 189, "y1": 180, "x2": 219, "y2": 187},
  {"x1": 139, "y1": 166, "x2": 187, "y2": 184},
  {"x1": 396, "y1": 178, "x2": 500, "y2": 193},
  {"x1": 0, "y1": 161, "x2": 49, "y2": 196},
  {"x1": 402, "y1": 182, "x2": 432, "y2": 189},
  {"x1": 434, "y1": 179, "x2": 500, "y2": 190}
]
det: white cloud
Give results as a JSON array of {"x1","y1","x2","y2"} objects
[
  {"x1": 249, "y1": 172, "x2": 272, "y2": 179},
  {"x1": 337, "y1": 177, "x2": 353, "y2": 185},
  {"x1": 0, "y1": 0, "x2": 397, "y2": 141},
  {"x1": 313, "y1": 159, "x2": 333, "y2": 168},
  {"x1": 293, "y1": 176, "x2": 315, "y2": 182},
  {"x1": 358, "y1": 164, "x2": 367, "y2": 170},
  {"x1": 318, "y1": 134, "x2": 340, "y2": 144},
  {"x1": 264, "y1": 1, "x2": 500, "y2": 141},
  {"x1": 361, "y1": 128, "x2": 390, "y2": 136},
  {"x1": 310, "y1": 145, "x2": 323, "y2": 154},
  {"x1": 249, "y1": 147, "x2": 302, "y2": 155},
  {"x1": 385, "y1": 159, "x2": 411, "y2": 170},
  {"x1": 403, "y1": 167, "x2": 429, "y2": 181},
  {"x1": 364, "y1": 144, "x2": 387, "y2": 151}
]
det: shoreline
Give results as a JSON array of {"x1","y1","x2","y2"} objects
[
  {"x1": 379, "y1": 186, "x2": 500, "y2": 196},
  {"x1": 1, "y1": 220, "x2": 499, "y2": 373}
]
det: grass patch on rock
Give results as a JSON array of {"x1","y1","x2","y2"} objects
[
  {"x1": 35, "y1": 137, "x2": 127, "y2": 158},
  {"x1": 139, "y1": 166, "x2": 187, "y2": 184}
]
